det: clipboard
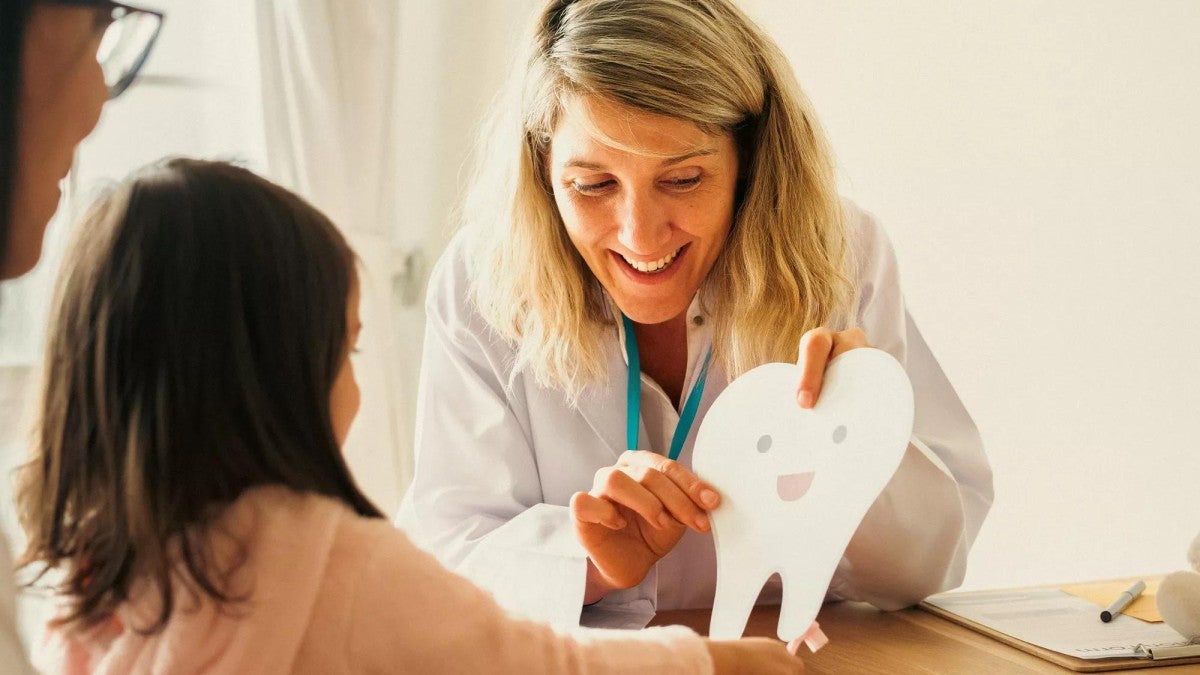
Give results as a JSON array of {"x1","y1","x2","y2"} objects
[{"x1": 920, "y1": 581, "x2": 1200, "y2": 672}]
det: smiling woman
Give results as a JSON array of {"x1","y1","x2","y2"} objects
[{"x1": 397, "y1": 0, "x2": 992, "y2": 641}]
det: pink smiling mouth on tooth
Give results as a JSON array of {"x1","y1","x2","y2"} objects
[{"x1": 777, "y1": 472, "x2": 815, "y2": 502}]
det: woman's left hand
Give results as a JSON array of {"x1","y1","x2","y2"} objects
[{"x1": 795, "y1": 327, "x2": 870, "y2": 409}]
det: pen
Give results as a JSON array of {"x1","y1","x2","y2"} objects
[{"x1": 1100, "y1": 580, "x2": 1146, "y2": 622}]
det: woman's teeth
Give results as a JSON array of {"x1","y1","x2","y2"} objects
[{"x1": 621, "y1": 247, "x2": 682, "y2": 274}]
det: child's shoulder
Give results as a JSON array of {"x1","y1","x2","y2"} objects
[
  {"x1": 229, "y1": 486, "x2": 446, "y2": 597},
  {"x1": 226, "y1": 485, "x2": 346, "y2": 532},
  {"x1": 328, "y1": 505, "x2": 402, "y2": 552},
  {"x1": 326, "y1": 504, "x2": 426, "y2": 572}
]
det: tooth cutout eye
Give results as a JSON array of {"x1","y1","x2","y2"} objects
[
  {"x1": 832, "y1": 425, "x2": 847, "y2": 444},
  {"x1": 756, "y1": 434, "x2": 772, "y2": 453}
]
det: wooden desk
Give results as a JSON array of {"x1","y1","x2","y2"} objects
[{"x1": 651, "y1": 603, "x2": 1200, "y2": 674}]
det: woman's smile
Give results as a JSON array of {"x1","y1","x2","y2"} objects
[
  {"x1": 612, "y1": 243, "x2": 689, "y2": 283},
  {"x1": 618, "y1": 244, "x2": 684, "y2": 274}
]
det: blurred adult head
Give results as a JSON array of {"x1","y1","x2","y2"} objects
[{"x1": 1, "y1": 0, "x2": 162, "y2": 279}]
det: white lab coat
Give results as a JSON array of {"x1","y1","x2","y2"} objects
[{"x1": 397, "y1": 200, "x2": 993, "y2": 629}]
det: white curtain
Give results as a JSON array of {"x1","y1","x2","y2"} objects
[
  {"x1": 255, "y1": 0, "x2": 410, "y2": 514},
  {"x1": 253, "y1": 0, "x2": 534, "y2": 514}
]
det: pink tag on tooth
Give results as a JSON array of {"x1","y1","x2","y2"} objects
[{"x1": 801, "y1": 621, "x2": 828, "y2": 653}]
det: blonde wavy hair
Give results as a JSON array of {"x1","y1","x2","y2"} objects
[{"x1": 464, "y1": 0, "x2": 854, "y2": 402}]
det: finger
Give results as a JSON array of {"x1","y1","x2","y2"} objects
[
  {"x1": 617, "y1": 450, "x2": 721, "y2": 509},
  {"x1": 593, "y1": 469, "x2": 672, "y2": 529},
  {"x1": 570, "y1": 491, "x2": 626, "y2": 530},
  {"x1": 828, "y1": 326, "x2": 869, "y2": 360},
  {"x1": 795, "y1": 328, "x2": 834, "y2": 409},
  {"x1": 628, "y1": 466, "x2": 711, "y2": 532}
]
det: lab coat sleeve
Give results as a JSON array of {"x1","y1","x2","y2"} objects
[
  {"x1": 825, "y1": 202, "x2": 994, "y2": 610},
  {"x1": 395, "y1": 240, "x2": 594, "y2": 629},
  {"x1": 350, "y1": 520, "x2": 713, "y2": 675}
]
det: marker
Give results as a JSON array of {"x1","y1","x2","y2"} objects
[{"x1": 1100, "y1": 580, "x2": 1146, "y2": 623}]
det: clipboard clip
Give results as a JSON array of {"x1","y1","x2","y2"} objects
[{"x1": 1134, "y1": 642, "x2": 1200, "y2": 660}]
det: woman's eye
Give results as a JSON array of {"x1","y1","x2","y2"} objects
[
  {"x1": 571, "y1": 179, "x2": 615, "y2": 195},
  {"x1": 661, "y1": 175, "x2": 701, "y2": 191}
]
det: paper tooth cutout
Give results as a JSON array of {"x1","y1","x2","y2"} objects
[{"x1": 693, "y1": 348, "x2": 914, "y2": 641}]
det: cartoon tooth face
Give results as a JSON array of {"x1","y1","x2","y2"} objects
[{"x1": 693, "y1": 348, "x2": 914, "y2": 642}]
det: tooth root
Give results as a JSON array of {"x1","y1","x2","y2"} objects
[
  {"x1": 708, "y1": 531, "x2": 765, "y2": 639},
  {"x1": 777, "y1": 570, "x2": 811, "y2": 641}
]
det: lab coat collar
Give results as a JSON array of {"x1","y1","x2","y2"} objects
[
  {"x1": 574, "y1": 292, "x2": 711, "y2": 460},
  {"x1": 607, "y1": 293, "x2": 709, "y2": 369}
]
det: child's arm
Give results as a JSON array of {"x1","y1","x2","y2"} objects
[{"x1": 344, "y1": 519, "x2": 713, "y2": 674}]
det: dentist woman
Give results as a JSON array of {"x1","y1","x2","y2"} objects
[{"x1": 399, "y1": 0, "x2": 993, "y2": 630}]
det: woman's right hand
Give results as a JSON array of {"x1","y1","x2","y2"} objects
[
  {"x1": 570, "y1": 450, "x2": 720, "y2": 598},
  {"x1": 706, "y1": 639, "x2": 806, "y2": 674}
]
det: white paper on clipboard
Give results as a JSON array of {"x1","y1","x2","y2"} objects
[{"x1": 925, "y1": 588, "x2": 1192, "y2": 660}]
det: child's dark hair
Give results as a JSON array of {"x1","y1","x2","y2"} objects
[{"x1": 17, "y1": 158, "x2": 383, "y2": 632}]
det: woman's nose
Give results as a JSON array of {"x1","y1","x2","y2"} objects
[{"x1": 616, "y1": 189, "x2": 671, "y2": 255}]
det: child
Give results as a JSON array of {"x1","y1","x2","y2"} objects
[{"x1": 15, "y1": 159, "x2": 800, "y2": 674}]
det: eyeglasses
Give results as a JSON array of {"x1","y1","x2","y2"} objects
[{"x1": 50, "y1": 1, "x2": 165, "y2": 100}]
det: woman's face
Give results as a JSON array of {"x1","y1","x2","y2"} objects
[
  {"x1": 330, "y1": 279, "x2": 363, "y2": 447},
  {"x1": 549, "y1": 96, "x2": 740, "y2": 325},
  {"x1": 4, "y1": 5, "x2": 109, "y2": 279}
]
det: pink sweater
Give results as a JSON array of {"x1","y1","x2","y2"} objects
[{"x1": 46, "y1": 486, "x2": 711, "y2": 674}]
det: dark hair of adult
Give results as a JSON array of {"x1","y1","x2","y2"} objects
[
  {"x1": 0, "y1": 0, "x2": 37, "y2": 270},
  {"x1": 17, "y1": 158, "x2": 383, "y2": 633}
]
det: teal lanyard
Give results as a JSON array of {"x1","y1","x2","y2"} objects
[{"x1": 621, "y1": 314, "x2": 713, "y2": 461}]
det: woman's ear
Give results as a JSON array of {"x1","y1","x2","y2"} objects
[{"x1": 531, "y1": 132, "x2": 554, "y2": 193}]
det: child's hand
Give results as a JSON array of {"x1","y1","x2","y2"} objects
[{"x1": 706, "y1": 638, "x2": 806, "y2": 674}]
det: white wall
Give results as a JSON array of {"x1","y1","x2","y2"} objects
[
  {"x1": 380, "y1": 0, "x2": 537, "y2": 509},
  {"x1": 740, "y1": 0, "x2": 1200, "y2": 589}
]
